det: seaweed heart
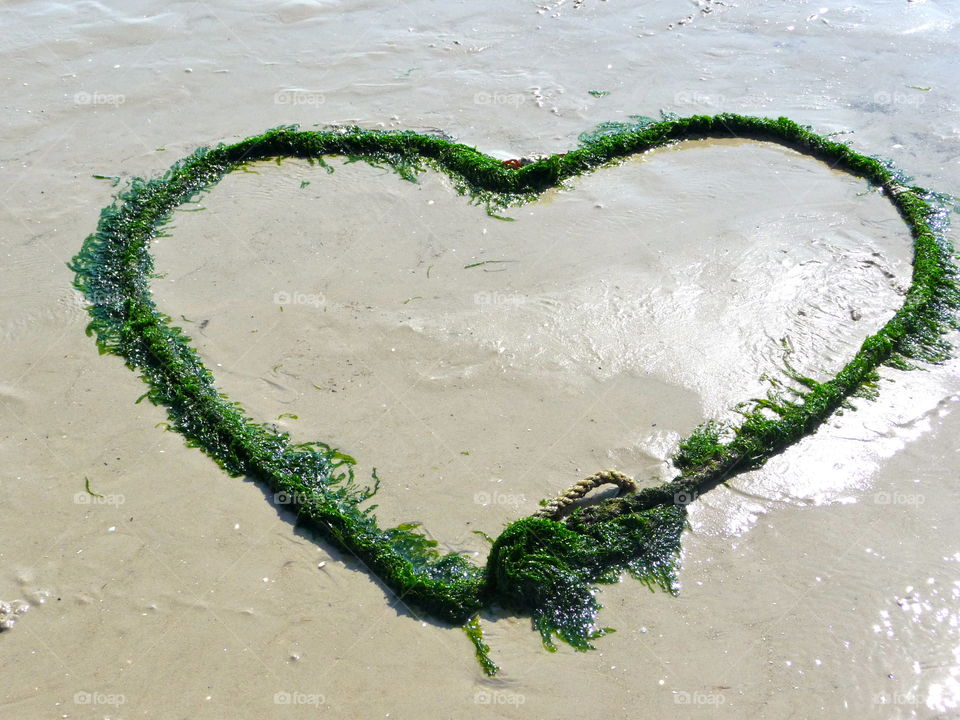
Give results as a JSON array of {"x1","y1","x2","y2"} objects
[{"x1": 71, "y1": 115, "x2": 958, "y2": 673}]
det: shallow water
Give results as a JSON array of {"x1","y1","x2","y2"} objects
[{"x1": 2, "y1": 1, "x2": 959, "y2": 718}]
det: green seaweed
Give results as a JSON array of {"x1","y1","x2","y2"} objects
[
  {"x1": 83, "y1": 476, "x2": 104, "y2": 498},
  {"x1": 576, "y1": 114, "x2": 658, "y2": 146},
  {"x1": 92, "y1": 174, "x2": 121, "y2": 186},
  {"x1": 673, "y1": 420, "x2": 729, "y2": 471},
  {"x1": 463, "y1": 615, "x2": 498, "y2": 676},
  {"x1": 70, "y1": 114, "x2": 960, "y2": 675},
  {"x1": 463, "y1": 260, "x2": 515, "y2": 270}
]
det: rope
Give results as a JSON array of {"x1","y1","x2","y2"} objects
[{"x1": 533, "y1": 469, "x2": 638, "y2": 519}]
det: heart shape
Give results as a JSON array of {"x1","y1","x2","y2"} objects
[{"x1": 71, "y1": 114, "x2": 959, "y2": 674}]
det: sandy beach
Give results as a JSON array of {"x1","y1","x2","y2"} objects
[{"x1": 2, "y1": 1, "x2": 959, "y2": 718}]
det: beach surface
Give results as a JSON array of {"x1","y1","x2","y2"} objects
[{"x1": 1, "y1": 1, "x2": 959, "y2": 718}]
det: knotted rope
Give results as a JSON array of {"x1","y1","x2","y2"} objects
[{"x1": 533, "y1": 469, "x2": 638, "y2": 519}]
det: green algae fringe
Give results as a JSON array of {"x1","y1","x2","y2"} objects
[{"x1": 70, "y1": 114, "x2": 960, "y2": 674}]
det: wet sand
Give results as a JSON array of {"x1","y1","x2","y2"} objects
[{"x1": 2, "y1": 1, "x2": 959, "y2": 718}]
